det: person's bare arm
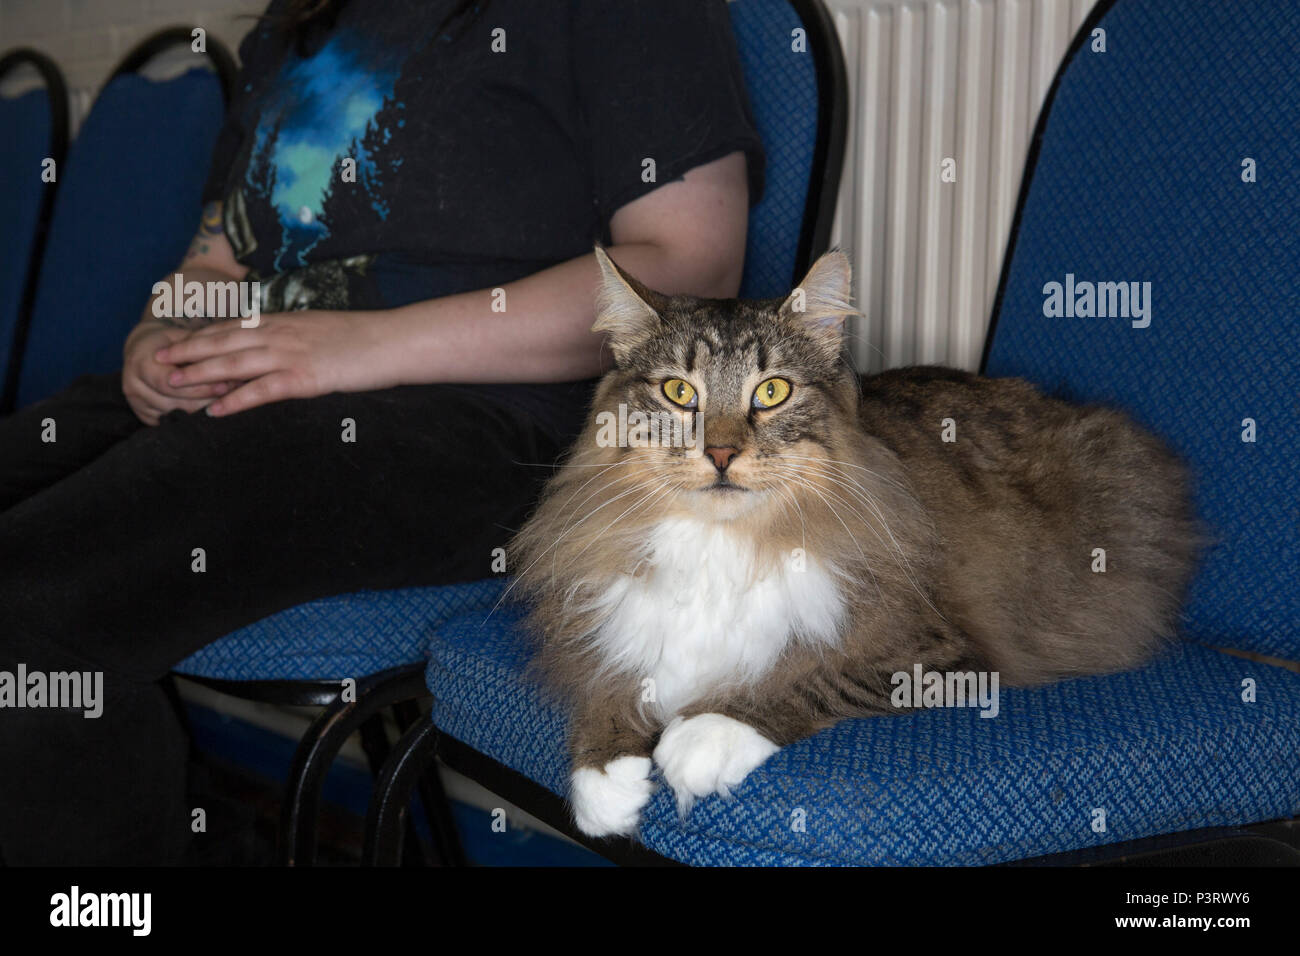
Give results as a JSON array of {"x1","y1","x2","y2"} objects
[
  {"x1": 157, "y1": 152, "x2": 751, "y2": 415},
  {"x1": 375, "y1": 149, "x2": 750, "y2": 383},
  {"x1": 122, "y1": 201, "x2": 249, "y2": 423},
  {"x1": 132, "y1": 200, "x2": 250, "y2": 335}
]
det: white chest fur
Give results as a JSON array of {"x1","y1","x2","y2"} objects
[{"x1": 588, "y1": 516, "x2": 846, "y2": 715}]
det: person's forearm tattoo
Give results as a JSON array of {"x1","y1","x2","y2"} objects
[{"x1": 184, "y1": 201, "x2": 225, "y2": 261}]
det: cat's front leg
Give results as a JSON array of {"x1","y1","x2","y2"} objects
[
  {"x1": 653, "y1": 669, "x2": 863, "y2": 812},
  {"x1": 567, "y1": 689, "x2": 658, "y2": 838},
  {"x1": 653, "y1": 651, "x2": 939, "y2": 812},
  {"x1": 653, "y1": 711, "x2": 783, "y2": 814}
]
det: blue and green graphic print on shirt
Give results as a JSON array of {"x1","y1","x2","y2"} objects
[{"x1": 240, "y1": 30, "x2": 406, "y2": 272}]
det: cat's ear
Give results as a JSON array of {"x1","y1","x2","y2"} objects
[
  {"x1": 779, "y1": 249, "x2": 856, "y2": 354},
  {"x1": 591, "y1": 245, "x2": 662, "y2": 365}
]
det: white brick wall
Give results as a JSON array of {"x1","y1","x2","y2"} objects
[{"x1": 1, "y1": 0, "x2": 259, "y2": 124}]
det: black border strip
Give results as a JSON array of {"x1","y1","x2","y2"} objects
[
  {"x1": 978, "y1": 0, "x2": 1120, "y2": 374},
  {"x1": 0, "y1": 48, "x2": 70, "y2": 414}
]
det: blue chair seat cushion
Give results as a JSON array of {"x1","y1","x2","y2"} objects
[
  {"x1": 177, "y1": 578, "x2": 506, "y2": 681},
  {"x1": 426, "y1": 600, "x2": 1300, "y2": 865}
]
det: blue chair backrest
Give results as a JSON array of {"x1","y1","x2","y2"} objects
[
  {"x1": 729, "y1": 0, "x2": 844, "y2": 298},
  {"x1": 17, "y1": 68, "x2": 225, "y2": 407},
  {"x1": 983, "y1": 0, "x2": 1299, "y2": 660},
  {"x1": 0, "y1": 87, "x2": 53, "y2": 401}
]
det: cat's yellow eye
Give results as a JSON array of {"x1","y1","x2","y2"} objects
[
  {"x1": 662, "y1": 379, "x2": 698, "y2": 409},
  {"x1": 753, "y1": 377, "x2": 792, "y2": 409}
]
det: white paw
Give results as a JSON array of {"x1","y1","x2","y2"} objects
[
  {"x1": 569, "y1": 755, "x2": 655, "y2": 837},
  {"x1": 653, "y1": 713, "x2": 779, "y2": 814}
]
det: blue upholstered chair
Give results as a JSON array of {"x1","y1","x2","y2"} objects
[
  {"x1": 365, "y1": 0, "x2": 1300, "y2": 865},
  {"x1": 0, "y1": 49, "x2": 68, "y2": 412},
  {"x1": 14, "y1": 29, "x2": 233, "y2": 407}
]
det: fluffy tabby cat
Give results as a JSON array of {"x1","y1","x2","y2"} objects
[{"x1": 510, "y1": 246, "x2": 1199, "y2": 838}]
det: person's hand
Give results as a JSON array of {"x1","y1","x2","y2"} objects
[
  {"x1": 154, "y1": 310, "x2": 390, "y2": 417},
  {"x1": 122, "y1": 321, "x2": 235, "y2": 425}
]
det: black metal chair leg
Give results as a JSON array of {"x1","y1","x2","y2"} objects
[
  {"x1": 278, "y1": 664, "x2": 428, "y2": 865},
  {"x1": 358, "y1": 714, "x2": 393, "y2": 774},
  {"x1": 363, "y1": 717, "x2": 465, "y2": 866},
  {"x1": 414, "y1": 741, "x2": 466, "y2": 866},
  {"x1": 390, "y1": 700, "x2": 466, "y2": 867},
  {"x1": 357, "y1": 711, "x2": 428, "y2": 865}
]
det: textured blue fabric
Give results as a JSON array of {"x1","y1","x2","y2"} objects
[
  {"x1": 177, "y1": 578, "x2": 507, "y2": 681},
  {"x1": 0, "y1": 89, "x2": 51, "y2": 397},
  {"x1": 731, "y1": 0, "x2": 818, "y2": 299},
  {"x1": 17, "y1": 69, "x2": 224, "y2": 407},
  {"x1": 427, "y1": 602, "x2": 1300, "y2": 866},
  {"x1": 984, "y1": 0, "x2": 1299, "y2": 658}
]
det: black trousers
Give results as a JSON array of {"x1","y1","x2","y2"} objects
[{"x1": 0, "y1": 372, "x2": 589, "y2": 864}]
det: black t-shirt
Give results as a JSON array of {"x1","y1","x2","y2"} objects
[{"x1": 203, "y1": 0, "x2": 766, "y2": 312}]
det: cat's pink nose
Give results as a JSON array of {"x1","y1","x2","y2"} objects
[{"x1": 705, "y1": 446, "x2": 740, "y2": 472}]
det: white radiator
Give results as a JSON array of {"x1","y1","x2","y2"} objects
[{"x1": 824, "y1": 0, "x2": 1097, "y2": 373}]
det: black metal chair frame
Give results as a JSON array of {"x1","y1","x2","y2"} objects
[
  {"x1": 360, "y1": 0, "x2": 849, "y2": 868},
  {"x1": 176, "y1": 664, "x2": 444, "y2": 865},
  {"x1": 0, "y1": 48, "x2": 69, "y2": 414}
]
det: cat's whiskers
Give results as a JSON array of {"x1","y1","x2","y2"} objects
[
  {"x1": 563, "y1": 482, "x2": 676, "y2": 569},
  {"x1": 510, "y1": 459, "x2": 643, "y2": 467},
  {"x1": 550, "y1": 480, "x2": 668, "y2": 584},
  {"x1": 770, "y1": 452, "x2": 913, "y2": 497},
  {"x1": 777, "y1": 464, "x2": 927, "y2": 585},
  {"x1": 769, "y1": 473, "x2": 880, "y2": 596},
  {"x1": 486, "y1": 473, "x2": 665, "y2": 620},
  {"x1": 765, "y1": 479, "x2": 808, "y2": 551},
  {"x1": 792, "y1": 477, "x2": 910, "y2": 612},
  {"x1": 555, "y1": 467, "x2": 659, "y2": 541},
  {"x1": 799, "y1": 466, "x2": 933, "y2": 600},
  {"x1": 780, "y1": 464, "x2": 914, "y2": 570},
  {"x1": 554, "y1": 455, "x2": 651, "y2": 525},
  {"x1": 773, "y1": 462, "x2": 946, "y2": 621},
  {"x1": 772, "y1": 462, "x2": 889, "y2": 539},
  {"x1": 771, "y1": 457, "x2": 915, "y2": 565},
  {"x1": 553, "y1": 474, "x2": 666, "y2": 553},
  {"x1": 770, "y1": 454, "x2": 916, "y2": 528},
  {"x1": 788, "y1": 474, "x2": 871, "y2": 564}
]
